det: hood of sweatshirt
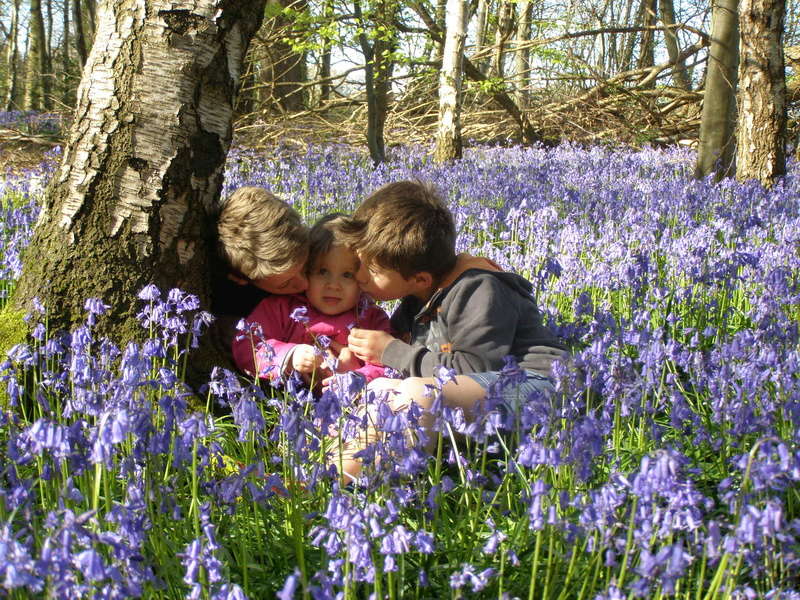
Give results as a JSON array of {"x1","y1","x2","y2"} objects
[{"x1": 429, "y1": 253, "x2": 537, "y2": 307}]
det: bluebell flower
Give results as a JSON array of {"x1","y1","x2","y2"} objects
[{"x1": 290, "y1": 306, "x2": 309, "y2": 324}]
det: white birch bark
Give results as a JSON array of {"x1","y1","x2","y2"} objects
[
  {"x1": 735, "y1": 0, "x2": 786, "y2": 187},
  {"x1": 434, "y1": 0, "x2": 466, "y2": 162},
  {"x1": 16, "y1": 0, "x2": 265, "y2": 331}
]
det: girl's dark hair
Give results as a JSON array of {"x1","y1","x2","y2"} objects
[{"x1": 307, "y1": 213, "x2": 348, "y2": 272}]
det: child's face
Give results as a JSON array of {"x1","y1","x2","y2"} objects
[
  {"x1": 354, "y1": 254, "x2": 422, "y2": 301},
  {"x1": 307, "y1": 245, "x2": 361, "y2": 316}
]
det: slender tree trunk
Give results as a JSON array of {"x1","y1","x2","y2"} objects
[
  {"x1": 356, "y1": 0, "x2": 396, "y2": 164},
  {"x1": 44, "y1": 0, "x2": 54, "y2": 107},
  {"x1": 660, "y1": 0, "x2": 691, "y2": 89},
  {"x1": 637, "y1": 0, "x2": 657, "y2": 88},
  {"x1": 14, "y1": 0, "x2": 266, "y2": 339},
  {"x1": 62, "y1": 0, "x2": 73, "y2": 105},
  {"x1": 435, "y1": 0, "x2": 466, "y2": 162},
  {"x1": 491, "y1": 0, "x2": 514, "y2": 77},
  {"x1": 85, "y1": 0, "x2": 96, "y2": 38},
  {"x1": 514, "y1": 0, "x2": 532, "y2": 105},
  {"x1": 621, "y1": 0, "x2": 642, "y2": 70},
  {"x1": 433, "y1": 0, "x2": 446, "y2": 61},
  {"x1": 24, "y1": 0, "x2": 49, "y2": 110},
  {"x1": 4, "y1": 0, "x2": 20, "y2": 110},
  {"x1": 695, "y1": 0, "x2": 739, "y2": 179},
  {"x1": 319, "y1": 0, "x2": 333, "y2": 103},
  {"x1": 474, "y1": 0, "x2": 488, "y2": 71},
  {"x1": 735, "y1": 0, "x2": 786, "y2": 186},
  {"x1": 73, "y1": 0, "x2": 88, "y2": 67}
]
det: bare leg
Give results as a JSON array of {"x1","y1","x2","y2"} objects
[{"x1": 333, "y1": 375, "x2": 487, "y2": 482}]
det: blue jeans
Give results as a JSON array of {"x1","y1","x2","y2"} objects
[{"x1": 465, "y1": 370, "x2": 553, "y2": 414}]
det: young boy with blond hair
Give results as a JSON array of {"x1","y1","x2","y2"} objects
[
  {"x1": 336, "y1": 180, "x2": 567, "y2": 480},
  {"x1": 213, "y1": 187, "x2": 310, "y2": 371}
]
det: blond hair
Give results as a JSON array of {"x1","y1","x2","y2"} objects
[
  {"x1": 337, "y1": 180, "x2": 457, "y2": 279},
  {"x1": 217, "y1": 187, "x2": 308, "y2": 280}
]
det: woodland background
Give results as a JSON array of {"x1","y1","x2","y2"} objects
[{"x1": 1, "y1": 0, "x2": 798, "y2": 166}]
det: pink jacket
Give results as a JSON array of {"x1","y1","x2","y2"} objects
[{"x1": 232, "y1": 293, "x2": 391, "y2": 382}]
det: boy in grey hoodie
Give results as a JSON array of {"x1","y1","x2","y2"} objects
[{"x1": 335, "y1": 180, "x2": 567, "y2": 481}]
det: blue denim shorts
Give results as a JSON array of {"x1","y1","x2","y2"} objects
[{"x1": 465, "y1": 370, "x2": 553, "y2": 413}]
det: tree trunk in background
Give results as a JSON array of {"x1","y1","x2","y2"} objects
[
  {"x1": 621, "y1": 0, "x2": 642, "y2": 70},
  {"x1": 433, "y1": 0, "x2": 446, "y2": 62},
  {"x1": 85, "y1": 0, "x2": 97, "y2": 38},
  {"x1": 24, "y1": 0, "x2": 51, "y2": 110},
  {"x1": 356, "y1": 0, "x2": 396, "y2": 164},
  {"x1": 14, "y1": 0, "x2": 266, "y2": 342},
  {"x1": 637, "y1": 0, "x2": 657, "y2": 87},
  {"x1": 62, "y1": 0, "x2": 73, "y2": 105},
  {"x1": 491, "y1": 0, "x2": 514, "y2": 78},
  {"x1": 4, "y1": 0, "x2": 20, "y2": 110},
  {"x1": 434, "y1": 0, "x2": 465, "y2": 162},
  {"x1": 73, "y1": 0, "x2": 88, "y2": 67},
  {"x1": 474, "y1": 0, "x2": 488, "y2": 71},
  {"x1": 735, "y1": 0, "x2": 786, "y2": 186},
  {"x1": 514, "y1": 0, "x2": 532, "y2": 105},
  {"x1": 695, "y1": 0, "x2": 739, "y2": 179},
  {"x1": 319, "y1": 0, "x2": 333, "y2": 103},
  {"x1": 264, "y1": 0, "x2": 307, "y2": 112},
  {"x1": 660, "y1": 0, "x2": 691, "y2": 89}
]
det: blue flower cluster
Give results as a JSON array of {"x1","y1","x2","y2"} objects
[{"x1": 0, "y1": 137, "x2": 798, "y2": 598}]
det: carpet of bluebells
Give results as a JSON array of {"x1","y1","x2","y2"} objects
[{"x1": 0, "y1": 121, "x2": 799, "y2": 599}]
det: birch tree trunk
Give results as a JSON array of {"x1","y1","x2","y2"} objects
[
  {"x1": 4, "y1": 0, "x2": 20, "y2": 110},
  {"x1": 434, "y1": 0, "x2": 465, "y2": 163},
  {"x1": 695, "y1": 0, "x2": 739, "y2": 179},
  {"x1": 14, "y1": 0, "x2": 266, "y2": 339},
  {"x1": 735, "y1": 0, "x2": 786, "y2": 186}
]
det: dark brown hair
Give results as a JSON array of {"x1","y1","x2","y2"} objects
[{"x1": 337, "y1": 180, "x2": 457, "y2": 279}]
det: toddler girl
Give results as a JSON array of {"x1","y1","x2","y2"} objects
[{"x1": 232, "y1": 214, "x2": 391, "y2": 385}]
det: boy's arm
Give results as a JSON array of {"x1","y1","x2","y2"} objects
[
  {"x1": 348, "y1": 304, "x2": 393, "y2": 381},
  {"x1": 379, "y1": 276, "x2": 520, "y2": 377}
]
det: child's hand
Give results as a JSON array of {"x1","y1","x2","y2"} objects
[
  {"x1": 336, "y1": 346, "x2": 361, "y2": 372},
  {"x1": 347, "y1": 328, "x2": 393, "y2": 364},
  {"x1": 291, "y1": 344, "x2": 323, "y2": 375}
]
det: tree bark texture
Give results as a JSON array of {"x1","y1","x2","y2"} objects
[
  {"x1": 14, "y1": 0, "x2": 266, "y2": 337},
  {"x1": 434, "y1": 0, "x2": 465, "y2": 162},
  {"x1": 735, "y1": 0, "x2": 786, "y2": 187},
  {"x1": 695, "y1": 0, "x2": 739, "y2": 179}
]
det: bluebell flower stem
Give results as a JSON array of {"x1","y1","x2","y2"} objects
[{"x1": 528, "y1": 526, "x2": 542, "y2": 600}]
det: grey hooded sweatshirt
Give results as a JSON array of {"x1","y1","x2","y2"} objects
[{"x1": 381, "y1": 255, "x2": 568, "y2": 378}]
